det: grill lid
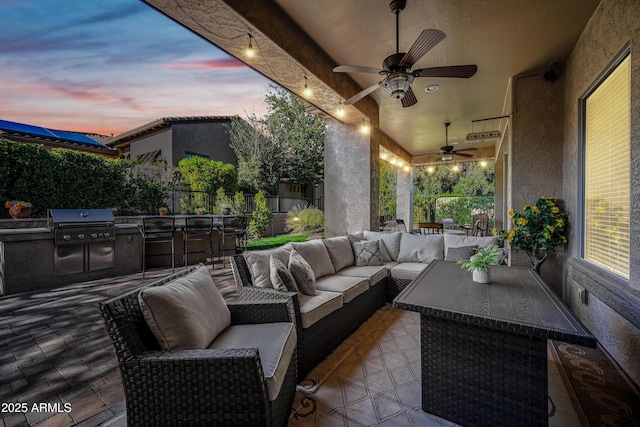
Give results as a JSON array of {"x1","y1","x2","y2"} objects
[{"x1": 48, "y1": 209, "x2": 115, "y2": 227}]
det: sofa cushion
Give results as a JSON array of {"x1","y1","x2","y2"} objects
[
  {"x1": 138, "y1": 265, "x2": 230, "y2": 351},
  {"x1": 384, "y1": 261, "x2": 399, "y2": 271},
  {"x1": 444, "y1": 234, "x2": 498, "y2": 258},
  {"x1": 270, "y1": 256, "x2": 298, "y2": 292},
  {"x1": 323, "y1": 236, "x2": 355, "y2": 272},
  {"x1": 289, "y1": 249, "x2": 316, "y2": 296},
  {"x1": 208, "y1": 322, "x2": 296, "y2": 401},
  {"x1": 337, "y1": 265, "x2": 388, "y2": 286},
  {"x1": 244, "y1": 247, "x2": 292, "y2": 288},
  {"x1": 390, "y1": 262, "x2": 430, "y2": 280},
  {"x1": 397, "y1": 233, "x2": 444, "y2": 263},
  {"x1": 364, "y1": 231, "x2": 402, "y2": 260},
  {"x1": 291, "y1": 240, "x2": 336, "y2": 279},
  {"x1": 298, "y1": 290, "x2": 344, "y2": 329},
  {"x1": 315, "y1": 274, "x2": 369, "y2": 303},
  {"x1": 444, "y1": 245, "x2": 478, "y2": 262},
  {"x1": 353, "y1": 240, "x2": 383, "y2": 266}
]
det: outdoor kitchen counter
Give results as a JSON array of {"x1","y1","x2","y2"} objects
[{"x1": 0, "y1": 223, "x2": 142, "y2": 296}]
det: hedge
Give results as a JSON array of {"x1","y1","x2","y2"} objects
[{"x1": 0, "y1": 139, "x2": 169, "y2": 218}]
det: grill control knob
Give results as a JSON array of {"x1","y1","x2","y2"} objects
[
  {"x1": 91, "y1": 233, "x2": 98, "y2": 239},
  {"x1": 98, "y1": 233, "x2": 104, "y2": 238},
  {"x1": 77, "y1": 234, "x2": 85, "y2": 240},
  {"x1": 104, "y1": 232, "x2": 111, "y2": 238},
  {"x1": 63, "y1": 235, "x2": 71, "y2": 241}
]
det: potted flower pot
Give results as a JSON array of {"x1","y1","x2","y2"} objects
[
  {"x1": 472, "y1": 268, "x2": 491, "y2": 284},
  {"x1": 9, "y1": 206, "x2": 32, "y2": 219}
]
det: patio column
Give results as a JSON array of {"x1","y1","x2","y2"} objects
[
  {"x1": 396, "y1": 168, "x2": 413, "y2": 231},
  {"x1": 324, "y1": 120, "x2": 379, "y2": 236}
]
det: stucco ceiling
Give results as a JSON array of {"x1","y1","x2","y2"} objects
[{"x1": 143, "y1": 0, "x2": 599, "y2": 162}]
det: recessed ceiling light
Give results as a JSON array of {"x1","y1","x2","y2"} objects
[{"x1": 425, "y1": 85, "x2": 439, "y2": 92}]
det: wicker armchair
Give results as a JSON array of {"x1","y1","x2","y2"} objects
[{"x1": 100, "y1": 266, "x2": 297, "y2": 427}]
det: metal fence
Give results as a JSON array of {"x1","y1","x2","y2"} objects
[{"x1": 170, "y1": 189, "x2": 323, "y2": 214}]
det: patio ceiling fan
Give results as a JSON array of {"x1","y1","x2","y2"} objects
[
  {"x1": 441, "y1": 122, "x2": 476, "y2": 161},
  {"x1": 333, "y1": 0, "x2": 478, "y2": 108}
]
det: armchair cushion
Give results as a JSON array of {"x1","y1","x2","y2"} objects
[
  {"x1": 208, "y1": 322, "x2": 296, "y2": 401},
  {"x1": 138, "y1": 265, "x2": 230, "y2": 351},
  {"x1": 270, "y1": 255, "x2": 298, "y2": 292}
]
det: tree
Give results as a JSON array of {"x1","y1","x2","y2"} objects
[
  {"x1": 379, "y1": 160, "x2": 397, "y2": 219},
  {"x1": 249, "y1": 190, "x2": 272, "y2": 239},
  {"x1": 228, "y1": 115, "x2": 281, "y2": 194},
  {"x1": 228, "y1": 85, "x2": 325, "y2": 195},
  {"x1": 178, "y1": 156, "x2": 237, "y2": 213}
]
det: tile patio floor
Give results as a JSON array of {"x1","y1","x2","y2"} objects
[{"x1": 0, "y1": 263, "x2": 635, "y2": 426}]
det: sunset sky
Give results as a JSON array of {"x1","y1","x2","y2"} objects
[{"x1": 0, "y1": 0, "x2": 272, "y2": 136}]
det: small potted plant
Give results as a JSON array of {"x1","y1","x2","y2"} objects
[
  {"x1": 159, "y1": 207, "x2": 168, "y2": 216},
  {"x1": 458, "y1": 244, "x2": 502, "y2": 284},
  {"x1": 5, "y1": 200, "x2": 34, "y2": 219}
]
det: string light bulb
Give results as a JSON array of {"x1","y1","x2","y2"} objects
[
  {"x1": 303, "y1": 76, "x2": 312, "y2": 98},
  {"x1": 245, "y1": 34, "x2": 255, "y2": 58},
  {"x1": 427, "y1": 165, "x2": 435, "y2": 174},
  {"x1": 480, "y1": 160, "x2": 488, "y2": 168},
  {"x1": 359, "y1": 119, "x2": 370, "y2": 134},
  {"x1": 403, "y1": 165, "x2": 411, "y2": 172},
  {"x1": 452, "y1": 164, "x2": 460, "y2": 172}
]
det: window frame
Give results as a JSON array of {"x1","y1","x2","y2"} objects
[{"x1": 578, "y1": 43, "x2": 631, "y2": 281}]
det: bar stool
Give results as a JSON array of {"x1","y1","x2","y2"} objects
[
  {"x1": 183, "y1": 216, "x2": 215, "y2": 267},
  {"x1": 141, "y1": 216, "x2": 176, "y2": 277}
]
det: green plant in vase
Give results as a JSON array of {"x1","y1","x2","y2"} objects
[{"x1": 458, "y1": 244, "x2": 502, "y2": 283}]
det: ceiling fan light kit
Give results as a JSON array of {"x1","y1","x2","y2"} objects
[{"x1": 333, "y1": 0, "x2": 477, "y2": 108}]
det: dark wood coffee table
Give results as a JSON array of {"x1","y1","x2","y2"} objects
[{"x1": 393, "y1": 260, "x2": 595, "y2": 427}]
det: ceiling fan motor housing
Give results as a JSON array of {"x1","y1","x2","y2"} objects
[{"x1": 381, "y1": 71, "x2": 415, "y2": 99}]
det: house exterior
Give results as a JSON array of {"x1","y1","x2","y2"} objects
[
  {"x1": 0, "y1": 118, "x2": 118, "y2": 158},
  {"x1": 107, "y1": 116, "x2": 238, "y2": 166}
]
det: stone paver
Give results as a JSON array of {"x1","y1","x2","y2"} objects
[{"x1": 0, "y1": 264, "x2": 236, "y2": 427}]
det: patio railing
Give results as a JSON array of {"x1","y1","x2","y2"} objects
[{"x1": 169, "y1": 189, "x2": 323, "y2": 214}]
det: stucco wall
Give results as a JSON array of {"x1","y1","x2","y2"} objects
[
  {"x1": 129, "y1": 129, "x2": 173, "y2": 164},
  {"x1": 324, "y1": 121, "x2": 377, "y2": 236},
  {"x1": 172, "y1": 121, "x2": 237, "y2": 167},
  {"x1": 510, "y1": 72, "x2": 565, "y2": 294},
  {"x1": 562, "y1": 0, "x2": 640, "y2": 385}
]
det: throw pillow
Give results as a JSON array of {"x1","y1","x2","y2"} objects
[
  {"x1": 397, "y1": 233, "x2": 444, "y2": 263},
  {"x1": 138, "y1": 265, "x2": 230, "y2": 351},
  {"x1": 243, "y1": 246, "x2": 291, "y2": 288},
  {"x1": 445, "y1": 245, "x2": 479, "y2": 262},
  {"x1": 270, "y1": 255, "x2": 298, "y2": 292},
  {"x1": 288, "y1": 249, "x2": 316, "y2": 296},
  {"x1": 352, "y1": 240, "x2": 383, "y2": 266}
]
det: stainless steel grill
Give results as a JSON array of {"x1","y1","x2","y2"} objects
[
  {"x1": 48, "y1": 209, "x2": 116, "y2": 275},
  {"x1": 49, "y1": 209, "x2": 115, "y2": 245}
]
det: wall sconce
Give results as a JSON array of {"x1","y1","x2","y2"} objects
[
  {"x1": 245, "y1": 34, "x2": 255, "y2": 58},
  {"x1": 335, "y1": 103, "x2": 346, "y2": 118},
  {"x1": 303, "y1": 76, "x2": 313, "y2": 98}
]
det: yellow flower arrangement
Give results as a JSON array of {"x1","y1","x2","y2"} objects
[{"x1": 494, "y1": 197, "x2": 568, "y2": 273}]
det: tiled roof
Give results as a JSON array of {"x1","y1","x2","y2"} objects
[{"x1": 107, "y1": 116, "x2": 237, "y2": 146}]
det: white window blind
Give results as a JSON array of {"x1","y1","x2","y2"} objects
[{"x1": 584, "y1": 54, "x2": 630, "y2": 279}]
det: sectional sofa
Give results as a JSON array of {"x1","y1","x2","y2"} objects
[{"x1": 231, "y1": 230, "x2": 498, "y2": 380}]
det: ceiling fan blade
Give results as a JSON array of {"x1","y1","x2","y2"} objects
[
  {"x1": 401, "y1": 87, "x2": 418, "y2": 108},
  {"x1": 333, "y1": 65, "x2": 385, "y2": 75},
  {"x1": 413, "y1": 65, "x2": 478, "y2": 78},
  {"x1": 454, "y1": 152, "x2": 474, "y2": 158},
  {"x1": 399, "y1": 29, "x2": 446, "y2": 68},
  {"x1": 453, "y1": 147, "x2": 478, "y2": 152},
  {"x1": 344, "y1": 82, "x2": 382, "y2": 105}
]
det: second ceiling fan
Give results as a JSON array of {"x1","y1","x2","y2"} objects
[{"x1": 333, "y1": 0, "x2": 478, "y2": 108}]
